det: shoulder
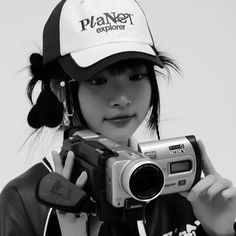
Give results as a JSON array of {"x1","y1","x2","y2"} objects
[
  {"x1": 1, "y1": 161, "x2": 50, "y2": 195},
  {"x1": 0, "y1": 162, "x2": 52, "y2": 235},
  {"x1": 0, "y1": 161, "x2": 50, "y2": 209}
]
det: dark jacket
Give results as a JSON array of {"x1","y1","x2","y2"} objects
[{"x1": 0, "y1": 159, "x2": 207, "y2": 236}]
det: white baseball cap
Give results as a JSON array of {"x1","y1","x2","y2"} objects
[{"x1": 43, "y1": 0, "x2": 163, "y2": 81}]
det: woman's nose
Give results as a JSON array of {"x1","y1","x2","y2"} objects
[
  {"x1": 109, "y1": 94, "x2": 132, "y2": 108},
  {"x1": 109, "y1": 75, "x2": 133, "y2": 108}
]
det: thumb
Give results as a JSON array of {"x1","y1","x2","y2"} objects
[{"x1": 198, "y1": 140, "x2": 218, "y2": 176}]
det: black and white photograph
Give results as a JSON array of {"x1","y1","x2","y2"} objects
[{"x1": 0, "y1": 0, "x2": 236, "y2": 235}]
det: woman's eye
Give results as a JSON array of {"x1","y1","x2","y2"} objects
[
  {"x1": 86, "y1": 78, "x2": 107, "y2": 86},
  {"x1": 130, "y1": 74, "x2": 148, "y2": 81}
]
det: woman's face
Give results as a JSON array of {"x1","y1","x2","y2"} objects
[{"x1": 78, "y1": 64, "x2": 151, "y2": 145}]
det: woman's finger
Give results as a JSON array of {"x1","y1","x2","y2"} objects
[
  {"x1": 62, "y1": 151, "x2": 75, "y2": 179},
  {"x1": 52, "y1": 150, "x2": 63, "y2": 174},
  {"x1": 75, "y1": 171, "x2": 88, "y2": 188},
  {"x1": 206, "y1": 178, "x2": 232, "y2": 201},
  {"x1": 222, "y1": 187, "x2": 236, "y2": 199},
  {"x1": 187, "y1": 174, "x2": 216, "y2": 201},
  {"x1": 198, "y1": 140, "x2": 218, "y2": 176}
]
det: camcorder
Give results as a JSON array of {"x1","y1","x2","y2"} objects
[{"x1": 36, "y1": 126, "x2": 202, "y2": 222}]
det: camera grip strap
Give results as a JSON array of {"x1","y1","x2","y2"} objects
[{"x1": 35, "y1": 172, "x2": 95, "y2": 213}]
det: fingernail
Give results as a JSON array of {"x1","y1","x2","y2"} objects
[
  {"x1": 80, "y1": 171, "x2": 87, "y2": 181},
  {"x1": 68, "y1": 151, "x2": 74, "y2": 156}
]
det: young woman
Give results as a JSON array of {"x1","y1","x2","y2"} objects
[{"x1": 0, "y1": 0, "x2": 236, "y2": 235}]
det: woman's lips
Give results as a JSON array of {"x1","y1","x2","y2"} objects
[{"x1": 104, "y1": 115, "x2": 135, "y2": 127}]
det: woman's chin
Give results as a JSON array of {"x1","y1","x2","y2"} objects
[
  {"x1": 89, "y1": 122, "x2": 138, "y2": 146},
  {"x1": 101, "y1": 130, "x2": 134, "y2": 146}
]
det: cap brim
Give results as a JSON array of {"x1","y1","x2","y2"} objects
[
  {"x1": 71, "y1": 42, "x2": 162, "y2": 67},
  {"x1": 58, "y1": 49, "x2": 163, "y2": 82}
]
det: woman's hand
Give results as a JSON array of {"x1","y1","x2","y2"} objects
[
  {"x1": 52, "y1": 150, "x2": 88, "y2": 236},
  {"x1": 185, "y1": 140, "x2": 236, "y2": 236}
]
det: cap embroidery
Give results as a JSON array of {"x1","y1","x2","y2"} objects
[{"x1": 80, "y1": 12, "x2": 134, "y2": 33}]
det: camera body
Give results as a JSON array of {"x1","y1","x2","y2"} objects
[{"x1": 61, "y1": 126, "x2": 201, "y2": 221}]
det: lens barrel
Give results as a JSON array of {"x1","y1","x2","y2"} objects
[{"x1": 122, "y1": 161, "x2": 164, "y2": 201}]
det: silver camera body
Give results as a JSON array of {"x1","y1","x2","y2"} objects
[
  {"x1": 74, "y1": 129, "x2": 201, "y2": 208},
  {"x1": 138, "y1": 136, "x2": 201, "y2": 196}
]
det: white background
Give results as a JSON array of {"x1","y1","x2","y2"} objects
[{"x1": 0, "y1": 0, "x2": 236, "y2": 191}]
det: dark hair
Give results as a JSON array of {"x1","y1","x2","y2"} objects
[{"x1": 27, "y1": 50, "x2": 179, "y2": 138}]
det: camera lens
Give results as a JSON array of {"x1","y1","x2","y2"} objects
[{"x1": 129, "y1": 163, "x2": 164, "y2": 200}]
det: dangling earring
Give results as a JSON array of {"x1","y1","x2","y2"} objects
[
  {"x1": 62, "y1": 101, "x2": 74, "y2": 126},
  {"x1": 60, "y1": 80, "x2": 74, "y2": 127}
]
